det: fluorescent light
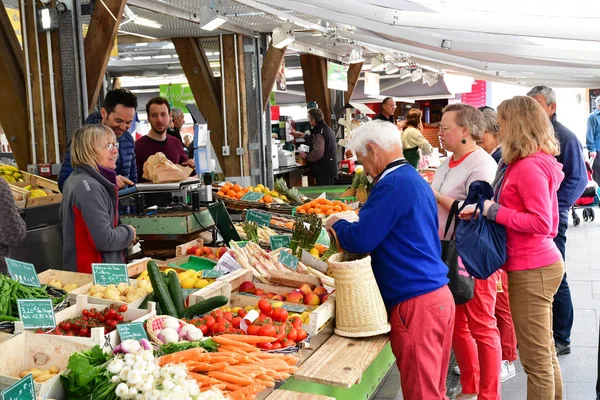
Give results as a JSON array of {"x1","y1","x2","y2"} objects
[
  {"x1": 200, "y1": 6, "x2": 227, "y2": 31},
  {"x1": 152, "y1": 55, "x2": 171, "y2": 59},
  {"x1": 348, "y1": 48, "x2": 365, "y2": 64},
  {"x1": 272, "y1": 22, "x2": 295, "y2": 49},
  {"x1": 134, "y1": 17, "x2": 162, "y2": 29}
]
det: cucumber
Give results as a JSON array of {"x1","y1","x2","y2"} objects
[
  {"x1": 139, "y1": 292, "x2": 155, "y2": 310},
  {"x1": 182, "y1": 295, "x2": 228, "y2": 318},
  {"x1": 167, "y1": 271, "x2": 185, "y2": 318},
  {"x1": 147, "y1": 260, "x2": 179, "y2": 317}
]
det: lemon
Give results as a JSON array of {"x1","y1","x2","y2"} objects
[
  {"x1": 244, "y1": 305, "x2": 256, "y2": 312},
  {"x1": 271, "y1": 301, "x2": 284, "y2": 309},
  {"x1": 288, "y1": 313, "x2": 302, "y2": 321},
  {"x1": 301, "y1": 311, "x2": 310, "y2": 323},
  {"x1": 262, "y1": 188, "x2": 270, "y2": 194},
  {"x1": 247, "y1": 186, "x2": 254, "y2": 192},
  {"x1": 281, "y1": 195, "x2": 289, "y2": 201},
  {"x1": 309, "y1": 248, "x2": 320, "y2": 258},
  {"x1": 181, "y1": 278, "x2": 197, "y2": 289},
  {"x1": 194, "y1": 279, "x2": 210, "y2": 289},
  {"x1": 220, "y1": 306, "x2": 232, "y2": 312},
  {"x1": 270, "y1": 191, "x2": 279, "y2": 197},
  {"x1": 253, "y1": 187, "x2": 262, "y2": 193},
  {"x1": 163, "y1": 268, "x2": 176, "y2": 274},
  {"x1": 256, "y1": 184, "x2": 265, "y2": 190},
  {"x1": 231, "y1": 307, "x2": 242, "y2": 314}
]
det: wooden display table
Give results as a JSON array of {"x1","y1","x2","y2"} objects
[{"x1": 265, "y1": 390, "x2": 335, "y2": 400}]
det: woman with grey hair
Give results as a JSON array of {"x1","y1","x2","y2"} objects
[
  {"x1": 478, "y1": 109, "x2": 502, "y2": 163},
  {"x1": 60, "y1": 125, "x2": 136, "y2": 273},
  {"x1": 431, "y1": 103, "x2": 501, "y2": 399}
]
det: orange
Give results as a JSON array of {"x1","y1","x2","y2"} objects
[
  {"x1": 325, "y1": 200, "x2": 333, "y2": 206},
  {"x1": 227, "y1": 190, "x2": 236, "y2": 197},
  {"x1": 325, "y1": 209, "x2": 334, "y2": 216},
  {"x1": 298, "y1": 208, "x2": 307, "y2": 214},
  {"x1": 263, "y1": 195, "x2": 273, "y2": 203},
  {"x1": 315, "y1": 210, "x2": 324, "y2": 215},
  {"x1": 232, "y1": 184, "x2": 242, "y2": 193},
  {"x1": 285, "y1": 221, "x2": 295, "y2": 229},
  {"x1": 222, "y1": 184, "x2": 232, "y2": 193},
  {"x1": 242, "y1": 188, "x2": 250, "y2": 194},
  {"x1": 235, "y1": 192, "x2": 244, "y2": 199},
  {"x1": 333, "y1": 205, "x2": 342, "y2": 212},
  {"x1": 217, "y1": 191, "x2": 225, "y2": 197},
  {"x1": 342, "y1": 204, "x2": 350, "y2": 211},
  {"x1": 307, "y1": 208, "x2": 315, "y2": 214},
  {"x1": 317, "y1": 198, "x2": 327, "y2": 205}
]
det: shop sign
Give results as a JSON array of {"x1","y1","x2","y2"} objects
[
  {"x1": 241, "y1": 191, "x2": 265, "y2": 202},
  {"x1": 246, "y1": 209, "x2": 271, "y2": 226},
  {"x1": 364, "y1": 72, "x2": 380, "y2": 96},
  {"x1": 117, "y1": 322, "x2": 148, "y2": 341},
  {"x1": 6, "y1": 258, "x2": 40, "y2": 288},
  {"x1": 327, "y1": 62, "x2": 348, "y2": 91},
  {"x1": 269, "y1": 235, "x2": 291, "y2": 250},
  {"x1": 160, "y1": 83, "x2": 195, "y2": 110},
  {"x1": 92, "y1": 264, "x2": 129, "y2": 286},
  {"x1": 1, "y1": 373, "x2": 35, "y2": 400},
  {"x1": 17, "y1": 299, "x2": 55, "y2": 330},
  {"x1": 279, "y1": 251, "x2": 299, "y2": 271}
]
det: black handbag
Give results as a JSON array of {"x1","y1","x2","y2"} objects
[{"x1": 441, "y1": 200, "x2": 475, "y2": 305}]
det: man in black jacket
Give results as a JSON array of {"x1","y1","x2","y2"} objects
[
  {"x1": 373, "y1": 97, "x2": 396, "y2": 123},
  {"x1": 300, "y1": 108, "x2": 338, "y2": 185}
]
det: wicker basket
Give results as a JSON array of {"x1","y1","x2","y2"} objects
[
  {"x1": 146, "y1": 315, "x2": 188, "y2": 345},
  {"x1": 216, "y1": 194, "x2": 267, "y2": 211},
  {"x1": 265, "y1": 203, "x2": 296, "y2": 215},
  {"x1": 327, "y1": 253, "x2": 391, "y2": 337}
]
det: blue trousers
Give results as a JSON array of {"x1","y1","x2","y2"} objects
[{"x1": 552, "y1": 219, "x2": 573, "y2": 346}]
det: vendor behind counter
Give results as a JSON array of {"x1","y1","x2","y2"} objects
[{"x1": 297, "y1": 108, "x2": 338, "y2": 185}]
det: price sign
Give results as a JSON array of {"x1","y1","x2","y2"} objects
[
  {"x1": 182, "y1": 289, "x2": 198, "y2": 299},
  {"x1": 282, "y1": 304, "x2": 307, "y2": 313},
  {"x1": 238, "y1": 292, "x2": 260, "y2": 298},
  {"x1": 246, "y1": 210, "x2": 271, "y2": 226},
  {"x1": 235, "y1": 241, "x2": 249, "y2": 248},
  {"x1": 6, "y1": 258, "x2": 40, "y2": 288},
  {"x1": 117, "y1": 322, "x2": 148, "y2": 341},
  {"x1": 269, "y1": 235, "x2": 291, "y2": 250},
  {"x1": 279, "y1": 251, "x2": 299, "y2": 271},
  {"x1": 92, "y1": 264, "x2": 129, "y2": 286},
  {"x1": 17, "y1": 299, "x2": 55, "y2": 329},
  {"x1": 240, "y1": 191, "x2": 265, "y2": 202},
  {"x1": 316, "y1": 228, "x2": 331, "y2": 247},
  {"x1": 201, "y1": 270, "x2": 224, "y2": 279},
  {"x1": 1, "y1": 373, "x2": 35, "y2": 400}
]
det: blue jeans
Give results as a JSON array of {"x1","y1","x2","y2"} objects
[{"x1": 552, "y1": 219, "x2": 572, "y2": 345}]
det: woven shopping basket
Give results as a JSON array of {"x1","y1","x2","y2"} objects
[{"x1": 327, "y1": 252, "x2": 391, "y2": 337}]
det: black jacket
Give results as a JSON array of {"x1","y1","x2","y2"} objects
[
  {"x1": 374, "y1": 113, "x2": 394, "y2": 123},
  {"x1": 308, "y1": 121, "x2": 338, "y2": 181}
]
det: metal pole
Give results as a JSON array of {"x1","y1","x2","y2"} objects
[
  {"x1": 32, "y1": 0, "x2": 48, "y2": 163},
  {"x1": 46, "y1": 31, "x2": 60, "y2": 164},
  {"x1": 20, "y1": 0, "x2": 36, "y2": 163},
  {"x1": 233, "y1": 34, "x2": 244, "y2": 177}
]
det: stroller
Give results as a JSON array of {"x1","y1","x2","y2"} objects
[{"x1": 571, "y1": 160, "x2": 600, "y2": 226}]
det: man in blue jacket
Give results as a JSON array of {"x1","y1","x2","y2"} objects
[
  {"x1": 587, "y1": 96, "x2": 600, "y2": 186},
  {"x1": 326, "y1": 121, "x2": 454, "y2": 400},
  {"x1": 528, "y1": 85, "x2": 588, "y2": 356},
  {"x1": 58, "y1": 89, "x2": 138, "y2": 191}
]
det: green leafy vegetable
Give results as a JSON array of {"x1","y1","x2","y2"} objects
[
  {"x1": 157, "y1": 338, "x2": 219, "y2": 355},
  {"x1": 60, "y1": 346, "x2": 115, "y2": 400}
]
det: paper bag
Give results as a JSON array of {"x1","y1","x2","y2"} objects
[{"x1": 142, "y1": 152, "x2": 193, "y2": 183}]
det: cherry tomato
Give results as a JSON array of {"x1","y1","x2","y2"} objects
[
  {"x1": 258, "y1": 299, "x2": 272, "y2": 315},
  {"x1": 115, "y1": 314, "x2": 124, "y2": 322},
  {"x1": 79, "y1": 327, "x2": 90, "y2": 337},
  {"x1": 231, "y1": 317, "x2": 241, "y2": 329},
  {"x1": 271, "y1": 342, "x2": 282, "y2": 350},
  {"x1": 81, "y1": 309, "x2": 90, "y2": 317},
  {"x1": 258, "y1": 324, "x2": 276, "y2": 337},
  {"x1": 212, "y1": 322, "x2": 230, "y2": 335},
  {"x1": 89, "y1": 312, "x2": 98, "y2": 319},
  {"x1": 237, "y1": 309, "x2": 247, "y2": 318},
  {"x1": 67, "y1": 331, "x2": 75, "y2": 336},
  {"x1": 223, "y1": 312, "x2": 233, "y2": 321},
  {"x1": 288, "y1": 316, "x2": 303, "y2": 330},
  {"x1": 287, "y1": 327, "x2": 298, "y2": 341},
  {"x1": 257, "y1": 342, "x2": 273, "y2": 350},
  {"x1": 211, "y1": 310, "x2": 224, "y2": 319},
  {"x1": 106, "y1": 309, "x2": 117, "y2": 319},
  {"x1": 296, "y1": 329, "x2": 307, "y2": 342},
  {"x1": 204, "y1": 316, "x2": 216, "y2": 329},
  {"x1": 198, "y1": 324, "x2": 209, "y2": 335},
  {"x1": 247, "y1": 325, "x2": 261, "y2": 335},
  {"x1": 106, "y1": 320, "x2": 117, "y2": 328},
  {"x1": 99, "y1": 315, "x2": 106, "y2": 323},
  {"x1": 282, "y1": 338, "x2": 295, "y2": 348},
  {"x1": 118, "y1": 305, "x2": 128, "y2": 313},
  {"x1": 271, "y1": 308, "x2": 288, "y2": 323}
]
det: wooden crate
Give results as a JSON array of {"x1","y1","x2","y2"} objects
[
  {"x1": 38, "y1": 270, "x2": 93, "y2": 292},
  {"x1": 175, "y1": 238, "x2": 204, "y2": 257},
  {"x1": 126, "y1": 257, "x2": 153, "y2": 277},
  {"x1": 13, "y1": 295, "x2": 156, "y2": 351},
  {"x1": 0, "y1": 332, "x2": 92, "y2": 399},
  {"x1": 69, "y1": 279, "x2": 149, "y2": 308},
  {"x1": 187, "y1": 269, "x2": 253, "y2": 304},
  {"x1": 9, "y1": 185, "x2": 27, "y2": 208},
  {"x1": 10, "y1": 171, "x2": 62, "y2": 208}
]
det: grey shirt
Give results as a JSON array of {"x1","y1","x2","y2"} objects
[{"x1": 0, "y1": 178, "x2": 26, "y2": 274}]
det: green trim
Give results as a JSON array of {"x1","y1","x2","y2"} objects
[
  {"x1": 121, "y1": 210, "x2": 213, "y2": 235},
  {"x1": 280, "y1": 343, "x2": 395, "y2": 399}
]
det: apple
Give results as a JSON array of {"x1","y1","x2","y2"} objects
[
  {"x1": 266, "y1": 292, "x2": 276, "y2": 299},
  {"x1": 239, "y1": 281, "x2": 256, "y2": 294},
  {"x1": 286, "y1": 291, "x2": 304, "y2": 304},
  {"x1": 313, "y1": 286, "x2": 328, "y2": 296},
  {"x1": 187, "y1": 246, "x2": 199, "y2": 255},
  {"x1": 194, "y1": 248, "x2": 202, "y2": 257},
  {"x1": 217, "y1": 247, "x2": 228, "y2": 258},
  {"x1": 254, "y1": 289, "x2": 266, "y2": 296},
  {"x1": 298, "y1": 283, "x2": 313, "y2": 295},
  {"x1": 304, "y1": 293, "x2": 321, "y2": 306},
  {"x1": 321, "y1": 294, "x2": 330, "y2": 303},
  {"x1": 271, "y1": 294, "x2": 285, "y2": 301}
]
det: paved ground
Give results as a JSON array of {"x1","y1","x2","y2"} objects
[{"x1": 374, "y1": 214, "x2": 600, "y2": 400}]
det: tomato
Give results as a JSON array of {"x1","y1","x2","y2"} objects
[
  {"x1": 211, "y1": 310, "x2": 224, "y2": 319},
  {"x1": 256, "y1": 314, "x2": 272, "y2": 325},
  {"x1": 288, "y1": 316, "x2": 303, "y2": 330},
  {"x1": 234, "y1": 329, "x2": 246, "y2": 335},
  {"x1": 106, "y1": 320, "x2": 117, "y2": 328},
  {"x1": 247, "y1": 325, "x2": 261, "y2": 336},
  {"x1": 271, "y1": 308, "x2": 288, "y2": 323},
  {"x1": 230, "y1": 317, "x2": 241, "y2": 329},
  {"x1": 98, "y1": 315, "x2": 106, "y2": 323},
  {"x1": 273, "y1": 325, "x2": 286, "y2": 341},
  {"x1": 257, "y1": 342, "x2": 273, "y2": 350},
  {"x1": 89, "y1": 312, "x2": 98, "y2": 319},
  {"x1": 281, "y1": 338, "x2": 295, "y2": 348},
  {"x1": 204, "y1": 316, "x2": 216, "y2": 329},
  {"x1": 223, "y1": 312, "x2": 233, "y2": 321},
  {"x1": 258, "y1": 299, "x2": 272, "y2": 315},
  {"x1": 67, "y1": 331, "x2": 75, "y2": 336},
  {"x1": 286, "y1": 328, "x2": 298, "y2": 341},
  {"x1": 115, "y1": 314, "x2": 124, "y2": 322},
  {"x1": 296, "y1": 329, "x2": 307, "y2": 342},
  {"x1": 118, "y1": 305, "x2": 128, "y2": 313},
  {"x1": 198, "y1": 324, "x2": 209, "y2": 335},
  {"x1": 81, "y1": 309, "x2": 90, "y2": 317},
  {"x1": 79, "y1": 327, "x2": 89, "y2": 337},
  {"x1": 212, "y1": 322, "x2": 230, "y2": 335},
  {"x1": 258, "y1": 324, "x2": 276, "y2": 337},
  {"x1": 237, "y1": 309, "x2": 247, "y2": 318},
  {"x1": 106, "y1": 309, "x2": 117, "y2": 319},
  {"x1": 271, "y1": 342, "x2": 282, "y2": 350}
]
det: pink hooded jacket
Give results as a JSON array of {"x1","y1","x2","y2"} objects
[{"x1": 495, "y1": 151, "x2": 564, "y2": 271}]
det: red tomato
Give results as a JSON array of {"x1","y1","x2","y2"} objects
[
  {"x1": 257, "y1": 342, "x2": 273, "y2": 350},
  {"x1": 258, "y1": 299, "x2": 272, "y2": 315},
  {"x1": 296, "y1": 329, "x2": 307, "y2": 342},
  {"x1": 106, "y1": 309, "x2": 117, "y2": 319},
  {"x1": 288, "y1": 316, "x2": 303, "y2": 330},
  {"x1": 247, "y1": 325, "x2": 261, "y2": 336},
  {"x1": 118, "y1": 305, "x2": 128, "y2": 313},
  {"x1": 81, "y1": 309, "x2": 89, "y2": 317},
  {"x1": 271, "y1": 308, "x2": 288, "y2": 323},
  {"x1": 271, "y1": 342, "x2": 282, "y2": 350},
  {"x1": 106, "y1": 320, "x2": 117, "y2": 328},
  {"x1": 115, "y1": 314, "x2": 124, "y2": 322},
  {"x1": 286, "y1": 328, "x2": 298, "y2": 341},
  {"x1": 212, "y1": 322, "x2": 229, "y2": 335},
  {"x1": 223, "y1": 312, "x2": 233, "y2": 321},
  {"x1": 204, "y1": 316, "x2": 216, "y2": 329},
  {"x1": 98, "y1": 315, "x2": 106, "y2": 323},
  {"x1": 274, "y1": 325, "x2": 286, "y2": 341},
  {"x1": 237, "y1": 309, "x2": 247, "y2": 318},
  {"x1": 258, "y1": 324, "x2": 276, "y2": 337},
  {"x1": 211, "y1": 310, "x2": 224, "y2": 319},
  {"x1": 231, "y1": 317, "x2": 241, "y2": 329},
  {"x1": 79, "y1": 327, "x2": 90, "y2": 337},
  {"x1": 198, "y1": 324, "x2": 209, "y2": 335},
  {"x1": 281, "y1": 338, "x2": 295, "y2": 348}
]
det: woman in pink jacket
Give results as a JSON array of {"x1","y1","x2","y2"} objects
[{"x1": 469, "y1": 96, "x2": 565, "y2": 399}]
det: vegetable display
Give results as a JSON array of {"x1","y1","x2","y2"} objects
[
  {"x1": 46, "y1": 279, "x2": 79, "y2": 292},
  {"x1": 19, "y1": 365, "x2": 61, "y2": 383},
  {"x1": 290, "y1": 214, "x2": 322, "y2": 256},
  {"x1": 40, "y1": 303, "x2": 130, "y2": 337},
  {"x1": 235, "y1": 223, "x2": 279, "y2": 245},
  {"x1": 86, "y1": 281, "x2": 153, "y2": 303},
  {"x1": 0, "y1": 274, "x2": 67, "y2": 321}
]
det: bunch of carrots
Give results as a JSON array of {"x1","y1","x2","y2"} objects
[{"x1": 158, "y1": 334, "x2": 299, "y2": 399}]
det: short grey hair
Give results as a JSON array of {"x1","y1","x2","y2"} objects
[
  {"x1": 171, "y1": 108, "x2": 184, "y2": 118},
  {"x1": 349, "y1": 120, "x2": 402, "y2": 156},
  {"x1": 596, "y1": 96, "x2": 600, "y2": 107},
  {"x1": 526, "y1": 85, "x2": 556, "y2": 106},
  {"x1": 443, "y1": 103, "x2": 486, "y2": 141},
  {"x1": 481, "y1": 109, "x2": 499, "y2": 137}
]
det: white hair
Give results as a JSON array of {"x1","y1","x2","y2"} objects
[
  {"x1": 596, "y1": 96, "x2": 600, "y2": 107},
  {"x1": 349, "y1": 120, "x2": 402, "y2": 156}
]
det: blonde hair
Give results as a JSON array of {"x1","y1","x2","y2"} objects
[
  {"x1": 498, "y1": 96, "x2": 560, "y2": 164},
  {"x1": 443, "y1": 103, "x2": 486, "y2": 141},
  {"x1": 71, "y1": 125, "x2": 116, "y2": 169}
]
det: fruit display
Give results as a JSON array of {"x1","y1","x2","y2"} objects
[
  {"x1": 183, "y1": 245, "x2": 227, "y2": 261},
  {"x1": 274, "y1": 178, "x2": 307, "y2": 206},
  {"x1": 19, "y1": 366, "x2": 61, "y2": 383},
  {"x1": 340, "y1": 170, "x2": 372, "y2": 202},
  {"x1": 174, "y1": 269, "x2": 219, "y2": 290},
  {"x1": 294, "y1": 198, "x2": 354, "y2": 216},
  {"x1": 86, "y1": 281, "x2": 153, "y2": 302},
  {"x1": 238, "y1": 281, "x2": 330, "y2": 307},
  {"x1": 40, "y1": 303, "x2": 131, "y2": 337},
  {"x1": 269, "y1": 214, "x2": 296, "y2": 231},
  {"x1": 290, "y1": 214, "x2": 322, "y2": 257},
  {"x1": 0, "y1": 164, "x2": 23, "y2": 183},
  {"x1": 46, "y1": 279, "x2": 79, "y2": 292},
  {"x1": 229, "y1": 241, "x2": 306, "y2": 281},
  {"x1": 216, "y1": 182, "x2": 289, "y2": 204}
]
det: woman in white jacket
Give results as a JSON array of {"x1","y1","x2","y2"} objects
[{"x1": 402, "y1": 108, "x2": 433, "y2": 168}]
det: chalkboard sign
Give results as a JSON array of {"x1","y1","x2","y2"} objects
[
  {"x1": 282, "y1": 304, "x2": 307, "y2": 313},
  {"x1": 5, "y1": 258, "x2": 40, "y2": 288},
  {"x1": 117, "y1": 322, "x2": 148, "y2": 341},
  {"x1": 17, "y1": 299, "x2": 55, "y2": 329},
  {"x1": 1, "y1": 373, "x2": 35, "y2": 400},
  {"x1": 279, "y1": 251, "x2": 299, "y2": 271},
  {"x1": 240, "y1": 191, "x2": 265, "y2": 202},
  {"x1": 92, "y1": 264, "x2": 129, "y2": 286},
  {"x1": 235, "y1": 241, "x2": 249, "y2": 248},
  {"x1": 246, "y1": 210, "x2": 271, "y2": 226},
  {"x1": 201, "y1": 270, "x2": 224, "y2": 279},
  {"x1": 270, "y1": 235, "x2": 291, "y2": 250}
]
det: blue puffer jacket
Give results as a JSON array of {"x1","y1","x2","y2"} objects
[{"x1": 58, "y1": 113, "x2": 137, "y2": 191}]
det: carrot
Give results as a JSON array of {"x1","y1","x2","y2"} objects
[
  {"x1": 219, "y1": 345, "x2": 261, "y2": 362},
  {"x1": 159, "y1": 348, "x2": 210, "y2": 366},
  {"x1": 228, "y1": 383, "x2": 267, "y2": 399},
  {"x1": 190, "y1": 361, "x2": 230, "y2": 372},
  {"x1": 188, "y1": 372, "x2": 223, "y2": 387},
  {"x1": 200, "y1": 383, "x2": 226, "y2": 392},
  {"x1": 212, "y1": 336, "x2": 263, "y2": 352},
  {"x1": 219, "y1": 334, "x2": 277, "y2": 344},
  {"x1": 256, "y1": 373, "x2": 275, "y2": 383},
  {"x1": 208, "y1": 371, "x2": 254, "y2": 386},
  {"x1": 223, "y1": 382, "x2": 243, "y2": 392}
]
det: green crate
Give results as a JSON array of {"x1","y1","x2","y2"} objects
[{"x1": 166, "y1": 256, "x2": 217, "y2": 272}]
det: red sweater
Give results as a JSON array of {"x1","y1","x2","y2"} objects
[
  {"x1": 135, "y1": 134, "x2": 188, "y2": 182},
  {"x1": 495, "y1": 151, "x2": 564, "y2": 271}
]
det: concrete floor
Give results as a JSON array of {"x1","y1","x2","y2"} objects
[{"x1": 373, "y1": 213, "x2": 600, "y2": 400}]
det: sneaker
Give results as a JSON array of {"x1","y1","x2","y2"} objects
[
  {"x1": 452, "y1": 365, "x2": 460, "y2": 375},
  {"x1": 555, "y1": 342, "x2": 571, "y2": 356},
  {"x1": 500, "y1": 360, "x2": 516, "y2": 382}
]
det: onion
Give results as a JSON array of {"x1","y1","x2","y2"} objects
[
  {"x1": 157, "y1": 328, "x2": 179, "y2": 344},
  {"x1": 179, "y1": 324, "x2": 196, "y2": 338},
  {"x1": 120, "y1": 339, "x2": 142, "y2": 354},
  {"x1": 162, "y1": 317, "x2": 181, "y2": 332},
  {"x1": 186, "y1": 327, "x2": 204, "y2": 342},
  {"x1": 139, "y1": 339, "x2": 152, "y2": 351}
]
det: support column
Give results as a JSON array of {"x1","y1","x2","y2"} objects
[
  {"x1": 300, "y1": 54, "x2": 332, "y2": 126},
  {"x1": 260, "y1": 44, "x2": 286, "y2": 111},
  {"x1": 345, "y1": 63, "x2": 363, "y2": 104}
]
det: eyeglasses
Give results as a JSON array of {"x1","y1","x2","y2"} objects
[
  {"x1": 439, "y1": 125, "x2": 459, "y2": 132},
  {"x1": 100, "y1": 143, "x2": 119, "y2": 151}
]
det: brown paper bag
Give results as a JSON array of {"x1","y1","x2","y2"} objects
[{"x1": 142, "y1": 152, "x2": 193, "y2": 183}]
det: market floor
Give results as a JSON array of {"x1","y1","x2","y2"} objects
[{"x1": 373, "y1": 215, "x2": 600, "y2": 400}]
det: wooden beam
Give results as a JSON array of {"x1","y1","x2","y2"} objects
[
  {"x1": 84, "y1": 0, "x2": 127, "y2": 112},
  {"x1": 50, "y1": 27, "x2": 67, "y2": 158},
  {"x1": 344, "y1": 63, "x2": 363, "y2": 105},
  {"x1": 261, "y1": 44, "x2": 286, "y2": 111},
  {"x1": 300, "y1": 54, "x2": 332, "y2": 126},
  {"x1": 38, "y1": 30, "x2": 56, "y2": 163},
  {"x1": 172, "y1": 37, "x2": 226, "y2": 173},
  {"x1": 0, "y1": 0, "x2": 31, "y2": 168}
]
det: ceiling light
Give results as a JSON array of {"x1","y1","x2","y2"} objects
[
  {"x1": 272, "y1": 22, "x2": 295, "y2": 49},
  {"x1": 411, "y1": 69, "x2": 422, "y2": 82},
  {"x1": 348, "y1": 48, "x2": 365, "y2": 64},
  {"x1": 134, "y1": 17, "x2": 162, "y2": 29},
  {"x1": 398, "y1": 67, "x2": 411, "y2": 79},
  {"x1": 200, "y1": 5, "x2": 228, "y2": 31},
  {"x1": 386, "y1": 61, "x2": 399, "y2": 75},
  {"x1": 370, "y1": 54, "x2": 385, "y2": 72},
  {"x1": 441, "y1": 39, "x2": 452, "y2": 50}
]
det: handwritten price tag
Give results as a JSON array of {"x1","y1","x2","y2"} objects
[
  {"x1": 17, "y1": 299, "x2": 55, "y2": 330},
  {"x1": 6, "y1": 258, "x2": 40, "y2": 288},
  {"x1": 117, "y1": 322, "x2": 148, "y2": 341},
  {"x1": 92, "y1": 264, "x2": 129, "y2": 286},
  {"x1": 279, "y1": 251, "x2": 299, "y2": 271},
  {"x1": 1, "y1": 373, "x2": 35, "y2": 400},
  {"x1": 246, "y1": 210, "x2": 271, "y2": 227},
  {"x1": 269, "y1": 235, "x2": 291, "y2": 250}
]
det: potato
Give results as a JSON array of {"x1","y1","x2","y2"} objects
[
  {"x1": 106, "y1": 284, "x2": 117, "y2": 292},
  {"x1": 92, "y1": 293, "x2": 104, "y2": 299},
  {"x1": 49, "y1": 366, "x2": 59, "y2": 374},
  {"x1": 29, "y1": 370, "x2": 45, "y2": 379},
  {"x1": 35, "y1": 373, "x2": 55, "y2": 383},
  {"x1": 19, "y1": 370, "x2": 29, "y2": 378},
  {"x1": 47, "y1": 279, "x2": 62, "y2": 289},
  {"x1": 89, "y1": 284, "x2": 105, "y2": 293},
  {"x1": 63, "y1": 283, "x2": 78, "y2": 292}
]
